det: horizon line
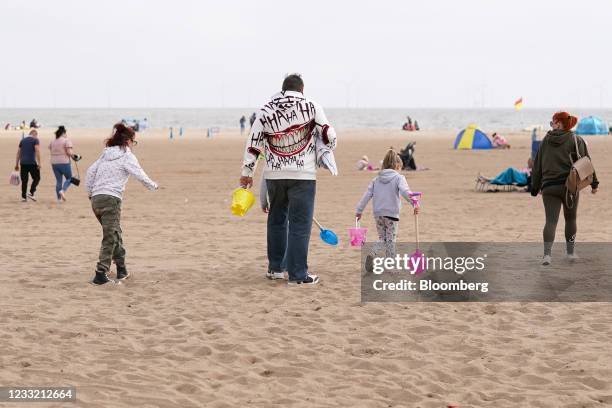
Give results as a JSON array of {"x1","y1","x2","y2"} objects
[{"x1": 1, "y1": 106, "x2": 611, "y2": 110}]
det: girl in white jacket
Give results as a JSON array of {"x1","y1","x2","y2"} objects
[{"x1": 86, "y1": 123, "x2": 158, "y2": 285}]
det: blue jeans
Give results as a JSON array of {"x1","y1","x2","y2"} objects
[
  {"x1": 52, "y1": 163, "x2": 72, "y2": 198},
  {"x1": 266, "y1": 179, "x2": 316, "y2": 281}
]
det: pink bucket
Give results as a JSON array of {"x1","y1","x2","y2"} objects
[{"x1": 349, "y1": 219, "x2": 368, "y2": 247}]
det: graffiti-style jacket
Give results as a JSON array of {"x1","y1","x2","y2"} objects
[{"x1": 241, "y1": 91, "x2": 337, "y2": 180}]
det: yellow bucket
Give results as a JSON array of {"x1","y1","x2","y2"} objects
[{"x1": 231, "y1": 188, "x2": 255, "y2": 217}]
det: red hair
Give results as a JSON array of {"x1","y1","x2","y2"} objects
[
  {"x1": 552, "y1": 111, "x2": 578, "y2": 131},
  {"x1": 106, "y1": 123, "x2": 136, "y2": 149}
]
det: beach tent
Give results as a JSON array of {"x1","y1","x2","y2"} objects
[
  {"x1": 454, "y1": 124, "x2": 493, "y2": 149},
  {"x1": 575, "y1": 116, "x2": 609, "y2": 135}
]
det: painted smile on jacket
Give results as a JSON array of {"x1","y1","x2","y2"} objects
[{"x1": 266, "y1": 121, "x2": 314, "y2": 157}]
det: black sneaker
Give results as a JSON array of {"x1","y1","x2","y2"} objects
[
  {"x1": 92, "y1": 272, "x2": 112, "y2": 285},
  {"x1": 116, "y1": 265, "x2": 130, "y2": 280},
  {"x1": 288, "y1": 274, "x2": 320, "y2": 286}
]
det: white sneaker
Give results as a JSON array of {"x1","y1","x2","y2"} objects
[
  {"x1": 566, "y1": 253, "x2": 579, "y2": 261},
  {"x1": 542, "y1": 255, "x2": 552, "y2": 266},
  {"x1": 27, "y1": 192, "x2": 37, "y2": 202},
  {"x1": 266, "y1": 270, "x2": 287, "y2": 280}
]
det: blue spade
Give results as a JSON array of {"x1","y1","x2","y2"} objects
[{"x1": 313, "y1": 218, "x2": 339, "y2": 246}]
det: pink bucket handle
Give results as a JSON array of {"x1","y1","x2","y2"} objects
[{"x1": 408, "y1": 191, "x2": 422, "y2": 208}]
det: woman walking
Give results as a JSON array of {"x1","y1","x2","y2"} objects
[
  {"x1": 85, "y1": 123, "x2": 159, "y2": 285},
  {"x1": 531, "y1": 111, "x2": 599, "y2": 265},
  {"x1": 49, "y1": 126, "x2": 78, "y2": 202}
]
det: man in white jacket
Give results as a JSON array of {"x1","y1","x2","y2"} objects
[
  {"x1": 239, "y1": 74, "x2": 337, "y2": 285},
  {"x1": 86, "y1": 124, "x2": 158, "y2": 285}
]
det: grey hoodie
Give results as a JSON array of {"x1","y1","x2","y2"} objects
[
  {"x1": 85, "y1": 146, "x2": 158, "y2": 200},
  {"x1": 356, "y1": 169, "x2": 414, "y2": 219}
]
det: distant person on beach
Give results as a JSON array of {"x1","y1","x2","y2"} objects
[
  {"x1": 478, "y1": 157, "x2": 533, "y2": 191},
  {"x1": 49, "y1": 126, "x2": 78, "y2": 202},
  {"x1": 29, "y1": 118, "x2": 40, "y2": 128},
  {"x1": 402, "y1": 116, "x2": 415, "y2": 131},
  {"x1": 355, "y1": 149, "x2": 419, "y2": 264},
  {"x1": 14, "y1": 129, "x2": 41, "y2": 202},
  {"x1": 239, "y1": 73, "x2": 337, "y2": 285},
  {"x1": 414, "y1": 120, "x2": 420, "y2": 131},
  {"x1": 140, "y1": 118, "x2": 149, "y2": 131},
  {"x1": 492, "y1": 132, "x2": 511, "y2": 149},
  {"x1": 356, "y1": 155, "x2": 379, "y2": 171},
  {"x1": 239, "y1": 115, "x2": 246, "y2": 135},
  {"x1": 86, "y1": 123, "x2": 159, "y2": 285},
  {"x1": 531, "y1": 111, "x2": 599, "y2": 266},
  {"x1": 20, "y1": 120, "x2": 27, "y2": 130},
  {"x1": 399, "y1": 142, "x2": 417, "y2": 170},
  {"x1": 249, "y1": 112, "x2": 256, "y2": 127}
]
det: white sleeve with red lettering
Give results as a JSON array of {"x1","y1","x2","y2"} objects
[
  {"x1": 313, "y1": 102, "x2": 337, "y2": 150},
  {"x1": 241, "y1": 111, "x2": 266, "y2": 178}
]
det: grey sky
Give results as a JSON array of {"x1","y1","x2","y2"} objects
[{"x1": 1, "y1": 0, "x2": 610, "y2": 108}]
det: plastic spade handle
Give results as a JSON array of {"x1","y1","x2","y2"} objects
[
  {"x1": 313, "y1": 217, "x2": 323, "y2": 230},
  {"x1": 414, "y1": 213, "x2": 420, "y2": 250}
]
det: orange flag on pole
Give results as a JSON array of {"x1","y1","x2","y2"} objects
[{"x1": 514, "y1": 97, "x2": 524, "y2": 111}]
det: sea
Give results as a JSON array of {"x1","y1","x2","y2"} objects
[{"x1": 1, "y1": 108, "x2": 610, "y2": 131}]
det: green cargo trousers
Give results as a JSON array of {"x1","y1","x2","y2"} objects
[{"x1": 91, "y1": 194, "x2": 126, "y2": 274}]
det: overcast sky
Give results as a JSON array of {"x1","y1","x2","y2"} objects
[{"x1": 1, "y1": 0, "x2": 610, "y2": 108}]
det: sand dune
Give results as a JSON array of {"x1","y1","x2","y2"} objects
[{"x1": 0, "y1": 127, "x2": 610, "y2": 407}]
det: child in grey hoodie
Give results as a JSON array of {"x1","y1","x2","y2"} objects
[{"x1": 355, "y1": 149, "x2": 419, "y2": 258}]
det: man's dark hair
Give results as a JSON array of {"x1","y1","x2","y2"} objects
[{"x1": 282, "y1": 73, "x2": 304, "y2": 92}]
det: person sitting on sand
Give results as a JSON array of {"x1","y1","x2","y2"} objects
[
  {"x1": 14, "y1": 129, "x2": 41, "y2": 202},
  {"x1": 492, "y1": 132, "x2": 511, "y2": 149},
  {"x1": 399, "y1": 142, "x2": 417, "y2": 170},
  {"x1": 356, "y1": 149, "x2": 419, "y2": 264},
  {"x1": 356, "y1": 155, "x2": 379, "y2": 171},
  {"x1": 86, "y1": 123, "x2": 159, "y2": 285},
  {"x1": 530, "y1": 111, "x2": 599, "y2": 266}
]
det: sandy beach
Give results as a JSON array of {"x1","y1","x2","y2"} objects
[{"x1": 1, "y1": 127, "x2": 611, "y2": 408}]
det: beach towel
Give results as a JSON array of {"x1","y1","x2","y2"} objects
[
  {"x1": 315, "y1": 132, "x2": 338, "y2": 176},
  {"x1": 490, "y1": 168, "x2": 528, "y2": 186}
]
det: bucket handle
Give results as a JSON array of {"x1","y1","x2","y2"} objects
[{"x1": 355, "y1": 217, "x2": 360, "y2": 228}]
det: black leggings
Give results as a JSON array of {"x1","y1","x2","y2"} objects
[
  {"x1": 542, "y1": 184, "x2": 578, "y2": 255},
  {"x1": 20, "y1": 164, "x2": 40, "y2": 199}
]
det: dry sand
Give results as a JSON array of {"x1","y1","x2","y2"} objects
[{"x1": 1, "y1": 127, "x2": 611, "y2": 408}]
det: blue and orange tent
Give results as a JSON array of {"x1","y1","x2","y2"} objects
[{"x1": 454, "y1": 124, "x2": 493, "y2": 149}]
